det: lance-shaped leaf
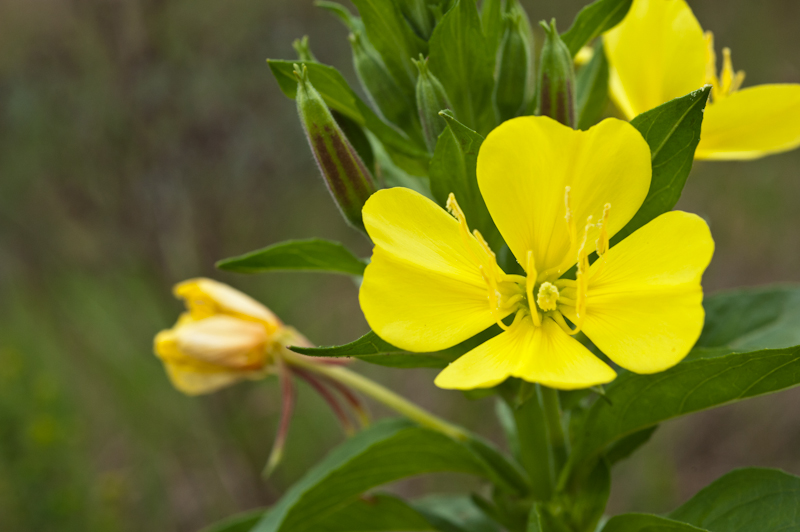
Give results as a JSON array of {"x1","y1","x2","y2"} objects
[
  {"x1": 414, "y1": 55, "x2": 453, "y2": 154},
  {"x1": 561, "y1": 0, "x2": 633, "y2": 57},
  {"x1": 429, "y1": 0, "x2": 495, "y2": 135},
  {"x1": 612, "y1": 86, "x2": 710, "y2": 244},
  {"x1": 697, "y1": 284, "x2": 800, "y2": 351},
  {"x1": 481, "y1": 0, "x2": 505, "y2": 71},
  {"x1": 268, "y1": 60, "x2": 429, "y2": 175},
  {"x1": 576, "y1": 43, "x2": 609, "y2": 130},
  {"x1": 569, "y1": 344, "x2": 800, "y2": 467},
  {"x1": 669, "y1": 468, "x2": 800, "y2": 531},
  {"x1": 350, "y1": 0, "x2": 427, "y2": 95},
  {"x1": 216, "y1": 239, "x2": 366, "y2": 276},
  {"x1": 601, "y1": 514, "x2": 708, "y2": 532},
  {"x1": 200, "y1": 508, "x2": 266, "y2": 532},
  {"x1": 428, "y1": 111, "x2": 501, "y2": 250},
  {"x1": 290, "y1": 326, "x2": 502, "y2": 369},
  {"x1": 413, "y1": 494, "x2": 502, "y2": 532},
  {"x1": 251, "y1": 419, "x2": 528, "y2": 532}
]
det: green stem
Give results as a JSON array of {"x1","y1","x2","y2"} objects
[
  {"x1": 540, "y1": 386, "x2": 567, "y2": 474},
  {"x1": 285, "y1": 353, "x2": 469, "y2": 442},
  {"x1": 505, "y1": 386, "x2": 555, "y2": 501}
]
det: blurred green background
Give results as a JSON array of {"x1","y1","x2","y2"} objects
[{"x1": 1, "y1": 0, "x2": 799, "y2": 530}]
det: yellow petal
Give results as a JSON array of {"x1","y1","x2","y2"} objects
[
  {"x1": 696, "y1": 84, "x2": 800, "y2": 160},
  {"x1": 162, "y1": 360, "x2": 248, "y2": 396},
  {"x1": 477, "y1": 116, "x2": 651, "y2": 277},
  {"x1": 604, "y1": 0, "x2": 706, "y2": 119},
  {"x1": 563, "y1": 211, "x2": 714, "y2": 374},
  {"x1": 175, "y1": 278, "x2": 281, "y2": 331},
  {"x1": 360, "y1": 188, "x2": 501, "y2": 352},
  {"x1": 434, "y1": 316, "x2": 616, "y2": 390},
  {"x1": 157, "y1": 315, "x2": 269, "y2": 369}
]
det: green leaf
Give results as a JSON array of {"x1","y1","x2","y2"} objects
[
  {"x1": 290, "y1": 326, "x2": 502, "y2": 369},
  {"x1": 414, "y1": 494, "x2": 502, "y2": 532},
  {"x1": 428, "y1": 111, "x2": 501, "y2": 250},
  {"x1": 613, "y1": 86, "x2": 710, "y2": 244},
  {"x1": 350, "y1": 0, "x2": 427, "y2": 94},
  {"x1": 575, "y1": 42, "x2": 609, "y2": 130},
  {"x1": 604, "y1": 426, "x2": 657, "y2": 465},
  {"x1": 526, "y1": 505, "x2": 543, "y2": 532},
  {"x1": 314, "y1": 493, "x2": 436, "y2": 531},
  {"x1": 251, "y1": 418, "x2": 526, "y2": 532},
  {"x1": 601, "y1": 514, "x2": 708, "y2": 532},
  {"x1": 561, "y1": 0, "x2": 633, "y2": 57},
  {"x1": 429, "y1": 0, "x2": 495, "y2": 134},
  {"x1": 268, "y1": 60, "x2": 429, "y2": 175},
  {"x1": 669, "y1": 468, "x2": 800, "y2": 531},
  {"x1": 570, "y1": 344, "x2": 800, "y2": 468},
  {"x1": 199, "y1": 508, "x2": 267, "y2": 532},
  {"x1": 698, "y1": 284, "x2": 800, "y2": 351},
  {"x1": 216, "y1": 239, "x2": 366, "y2": 276}
]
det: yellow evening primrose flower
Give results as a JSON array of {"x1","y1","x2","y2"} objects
[
  {"x1": 154, "y1": 278, "x2": 308, "y2": 395},
  {"x1": 604, "y1": 0, "x2": 800, "y2": 160},
  {"x1": 359, "y1": 116, "x2": 714, "y2": 390}
]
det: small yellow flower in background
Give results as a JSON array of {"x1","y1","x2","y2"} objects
[
  {"x1": 604, "y1": 0, "x2": 800, "y2": 160},
  {"x1": 360, "y1": 116, "x2": 714, "y2": 390},
  {"x1": 154, "y1": 278, "x2": 308, "y2": 395}
]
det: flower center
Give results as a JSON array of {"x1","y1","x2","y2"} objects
[
  {"x1": 536, "y1": 282, "x2": 560, "y2": 311},
  {"x1": 705, "y1": 31, "x2": 745, "y2": 103},
  {"x1": 446, "y1": 191, "x2": 612, "y2": 336}
]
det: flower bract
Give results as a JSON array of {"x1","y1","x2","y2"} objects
[
  {"x1": 154, "y1": 278, "x2": 307, "y2": 395},
  {"x1": 359, "y1": 116, "x2": 714, "y2": 390},
  {"x1": 604, "y1": 0, "x2": 800, "y2": 160}
]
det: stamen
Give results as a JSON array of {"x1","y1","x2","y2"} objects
[
  {"x1": 574, "y1": 216, "x2": 593, "y2": 327},
  {"x1": 551, "y1": 311, "x2": 582, "y2": 337},
  {"x1": 704, "y1": 31, "x2": 720, "y2": 101},
  {"x1": 480, "y1": 265, "x2": 509, "y2": 331},
  {"x1": 473, "y1": 229, "x2": 496, "y2": 259},
  {"x1": 536, "y1": 282, "x2": 560, "y2": 312},
  {"x1": 525, "y1": 251, "x2": 541, "y2": 326},
  {"x1": 564, "y1": 186, "x2": 575, "y2": 246},
  {"x1": 595, "y1": 203, "x2": 611, "y2": 258},
  {"x1": 720, "y1": 47, "x2": 735, "y2": 96}
]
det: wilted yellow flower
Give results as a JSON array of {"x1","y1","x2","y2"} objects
[
  {"x1": 154, "y1": 278, "x2": 307, "y2": 395},
  {"x1": 604, "y1": 0, "x2": 800, "y2": 160},
  {"x1": 360, "y1": 116, "x2": 714, "y2": 390}
]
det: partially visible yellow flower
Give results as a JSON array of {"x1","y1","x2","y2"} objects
[
  {"x1": 154, "y1": 278, "x2": 308, "y2": 395},
  {"x1": 359, "y1": 116, "x2": 714, "y2": 390},
  {"x1": 604, "y1": 0, "x2": 800, "y2": 160}
]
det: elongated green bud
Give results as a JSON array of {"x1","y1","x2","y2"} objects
[
  {"x1": 292, "y1": 36, "x2": 316, "y2": 62},
  {"x1": 349, "y1": 32, "x2": 416, "y2": 132},
  {"x1": 494, "y1": 8, "x2": 534, "y2": 122},
  {"x1": 413, "y1": 55, "x2": 453, "y2": 153},
  {"x1": 294, "y1": 64, "x2": 376, "y2": 231},
  {"x1": 536, "y1": 19, "x2": 577, "y2": 128}
]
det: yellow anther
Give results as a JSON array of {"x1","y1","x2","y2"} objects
[
  {"x1": 525, "y1": 251, "x2": 541, "y2": 327},
  {"x1": 595, "y1": 203, "x2": 611, "y2": 257},
  {"x1": 574, "y1": 217, "x2": 593, "y2": 324},
  {"x1": 473, "y1": 229, "x2": 496, "y2": 259},
  {"x1": 480, "y1": 265, "x2": 509, "y2": 331},
  {"x1": 536, "y1": 282, "x2": 560, "y2": 312},
  {"x1": 704, "y1": 32, "x2": 744, "y2": 102},
  {"x1": 564, "y1": 186, "x2": 576, "y2": 245},
  {"x1": 446, "y1": 192, "x2": 465, "y2": 222}
]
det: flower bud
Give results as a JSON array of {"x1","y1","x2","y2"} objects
[
  {"x1": 536, "y1": 19, "x2": 577, "y2": 128},
  {"x1": 292, "y1": 35, "x2": 316, "y2": 62},
  {"x1": 349, "y1": 32, "x2": 417, "y2": 132},
  {"x1": 294, "y1": 64, "x2": 376, "y2": 231},
  {"x1": 494, "y1": 6, "x2": 535, "y2": 122},
  {"x1": 413, "y1": 55, "x2": 454, "y2": 153},
  {"x1": 153, "y1": 278, "x2": 309, "y2": 395}
]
